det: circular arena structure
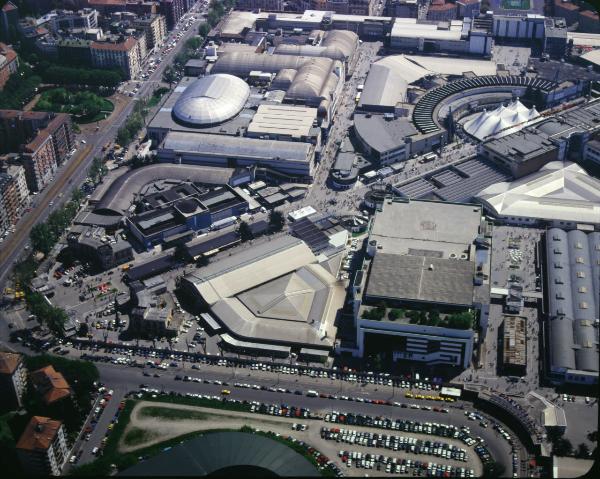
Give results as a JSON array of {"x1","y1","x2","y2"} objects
[
  {"x1": 172, "y1": 74, "x2": 250, "y2": 126},
  {"x1": 412, "y1": 75, "x2": 557, "y2": 134},
  {"x1": 119, "y1": 431, "x2": 320, "y2": 476}
]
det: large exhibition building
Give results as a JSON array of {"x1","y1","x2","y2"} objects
[
  {"x1": 348, "y1": 199, "x2": 492, "y2": 369},
  {"x1": 182, "y1": 236, "x2": 346, "y2": 359}
]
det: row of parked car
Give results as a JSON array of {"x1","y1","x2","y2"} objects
[
  {"x1": 337, "y1": 451, "x2": 474, "y2": 477},
  {"x1": 323, "y1": 412, "x2": 485, "y2": 449},
  {"x1": 321, "y1": 427, "x2": 468, "y2": 461}
]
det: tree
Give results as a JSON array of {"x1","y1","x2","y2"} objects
[
  {"x1": 553, "y1": 438, "x2": 573, "y2": 457},
  {"x1": 198, "y1": 23, "x2": 211, "y2": 37},
  {"x1": 162, "y1": 66, "x2": 178, "y2": 88},
  {"x1": 77, "y1": 323, "x2": 89, "y2": 337},
  {"x1": 388, "y1": 308, "x2": 403, "y2": 321},
  {"x1": 238, "y1": 221, "x2": 254, "y2": 242},
  {"x1": 576, "y1": 443, "x2": 590, "y2": 458},
  {"x1": 196, "y1": 255, "x2": 210, "y2": 267},
  {"x1": 587, "y1": 431, "x2": 598, "y2": 443},
  {"x1": 30, "y1": 223, "x2": 55, "y2": 254},
  {"x1": 173, "y1": 244, "x2": 189, "y2": 263},
  {"x1": 269, "y1": 210, "x2": 285, "y2": 232}
]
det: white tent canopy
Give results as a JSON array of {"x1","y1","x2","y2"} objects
[{"x1": 463, "y1": 99, "x2": 540, "y2": 141}]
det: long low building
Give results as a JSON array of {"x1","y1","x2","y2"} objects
[
  {"x1": 544, "y1": 228, "x2": 599, "y2": 385},
  {"x1": 475, "y1": 162, "x2": 600, "y2": 228},
  {"x1": 157, "y1": 131, "x2": 315, "y2": 180},
  {"x1": 181, "y1": 235, "x2": 345, "y2": 356}
]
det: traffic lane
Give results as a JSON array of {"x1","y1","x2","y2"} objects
[{"x1": 96, "y1": 366, "x2": 515, "y2": 473}]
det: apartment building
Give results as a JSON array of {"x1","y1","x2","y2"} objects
[
  {"x1": 0, "y1": 42, "x2": 18, "y2": 91},
  {"x1": 0, "y1": 165, "x2": 29, "y2": 236},
  {"x1": 427, "y1": 0, "x2": 458, "y2": 22},
  {"x1": 91, "y1": 35, "x2": 145, "y2": 80},
  {"x1": 133, "y1": 14, "x2": 167, "y2": 51},
  {"x1": 16, "y1": 417, "x2": 69, "y2": 476},
  {"x1": 159, "y1": 0, "x2": 186, "y2": 30},
  {"x1": 0, "y1": 109, "x2": 73, "y2": 192},
  {"x1": 0, "y1": 351, "x2": 27, "y2": 409}
]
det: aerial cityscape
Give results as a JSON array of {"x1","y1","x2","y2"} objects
[{"x1": 0, "y1": 0, "x2": 598, "y2": 477}]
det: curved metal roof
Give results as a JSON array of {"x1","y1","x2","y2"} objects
[{"x1": 172, "y1": 74, "x2": 250, "y2": 126}]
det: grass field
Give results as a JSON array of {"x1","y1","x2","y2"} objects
[
  {"x1": 501, "y1": 0, "x2": 530, "y2": 10},
  {"x1": 139, "y1": 406, "x2": 208, "y2": 421}
]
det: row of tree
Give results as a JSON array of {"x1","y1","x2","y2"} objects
[
  {"x1": 0, "y1": 64, "x2": 41, "y2": 110},
  {"x1": 30, "y1": 191, "x2": 82, "y2": 255},
  {"x1": 116, "y1": 97, "x2": 150, "y2": 146},
  {"x1": 38, "y1": 64, "x2": 122, "y2": 88}
]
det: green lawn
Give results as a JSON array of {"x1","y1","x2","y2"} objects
[
  {"x1": 501, "y1": 0, "x2": 530, "y2": 10},
  {"x1": 34, "y1": 88, "x2": 114, "y2": 124},
  {"x1": 122, "y1": 427, "x2": 158, "y2": 447}
]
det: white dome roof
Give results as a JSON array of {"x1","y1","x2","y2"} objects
[{"x1": 172, "y1": 74, "x2": 250, "y2": 126}]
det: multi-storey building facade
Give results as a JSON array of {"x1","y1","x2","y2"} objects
[
  {"x1": 160, "y1": 0, "x2": 186, "y2": 30},
  {"x1": 236, "y1": 0, "x2": 286, "y2": 11},
  {"x1": 0, "y1": 351, "x2": 27, "y2": 409},
  {"x1": 385, "y1": 0, "x2": 418, "y2": 18},
  {"x1": 0, "y1": 165, "x2": 29, "y2": 235},
  {"x1": 91, "y1": 35, "x2": 144, "y2": 79},
  {"x1": 0, "y1": 1, "x2": 19, "y2": 42},
  {"x1": 133, "y1": 14, "x2": 167, "y2": 51},
  {"x1": 16, "y1": 417, "x2": 69, "y2": 476},
  {"x1": 46, "y1": 8, "x2": 99, "y2": 34},
  {"x1": 456, "y1": 0, "x2": 481, "y2": 19},
  {"x1": 0, "y1": 109, "x2": 73, "y2": 191},
  {"x1": 22, "y1": 132, "x2": 58, "y2": 192},
  {"x1": 0, "y1": 42, "x2": 18, "y2": 91},
  {"x1": 427, "y1": 1, "x2": 458, "y2": 22}
]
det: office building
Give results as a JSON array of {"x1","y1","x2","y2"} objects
[
  {"x1": 16, "y1": 416, "x2": 68, "y2": 476},
  {"x1": 544, "y1": 228, "x2": 599, "y2": 385},
  {"x1": 0, "y1": 351, "x2": 27, "y2": 409},
  {"x1": 0, "y1": 42, "x2": 18, "y2": 91},
  {"x1": 67, "y1": 225, "x2": 133, "y2": 270},
  {"x1": 350, "y1": 199, "x2": 489, "y2": 368},
  {"x1": 390, "y1": 17, "x2": 492, "y2": 56}
]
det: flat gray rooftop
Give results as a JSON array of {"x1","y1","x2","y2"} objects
[
  {"x1": 366, "y1": 253, "x2": 475, "y2": 306},
  {"x1": 354, "y1": 113, "x2": 417, "y2": 154},
  {"x1": 370, "y1": 199, "x2": 482, "y2": 258}
]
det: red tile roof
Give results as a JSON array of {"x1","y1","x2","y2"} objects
[
  {"x1": 1, "y1": 2, "x2": 17, "y2": 12},
  {"x1": 30, "y1": 365, "x2": 71, "y2": 405},
  {"x1": 555, "y1": 0, "x2": 579, "y2": 11},
  {"x1": 429, "y1": 3, "x2": 457, "y2": 11},
  {"x1": 0, "y1": 43, "x2": 17, "y2": 64},
  {"x1": 91, "y1": 36, "x2": 137, "y2": 51},
  {"x1": 0, "y1": 351, "x2": 22, "y2": 374},
  {"x1": 16, "y1": 416, "x2": 63, "y2": 452},
  {"x1": 580, "y1": 10, "x2": 599, "y2": 19}
]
